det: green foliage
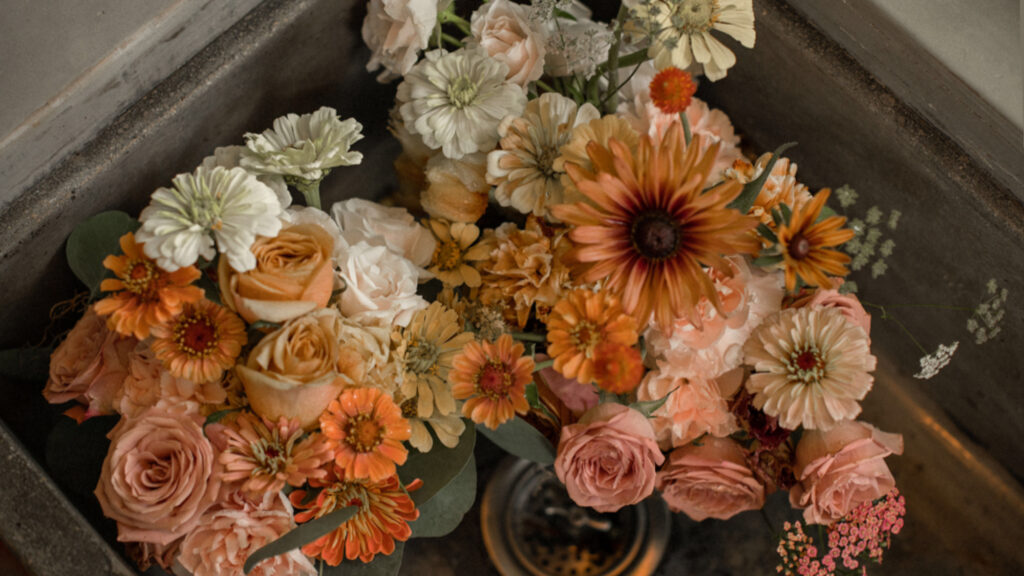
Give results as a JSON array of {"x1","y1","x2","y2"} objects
[
  {"x1": 65, "y1": 211, "x2": 139, "y2": 298},
  {"x1": 244, "y1": 506, "x2": 358, "y2": 574},
  {"x1": 630, "y1": 386, "x2": 677, "y2": 418},
  {"x1": 477, "y1": 417, "x2": 555, "y2": 465},
  {"x1": 398, "y1": 422, "x2": 476, "y2": 507},
  {"x1": 0, "y1": 347, "x2": 53, "y2": 382},
  {"x1": 320, "y1": 542, "x2": 404, "y2": 576},
  {"x1": 409, "y1": 455, "x2": 476, "y2": 538},
  {"x1": 728, "y1": 143, "x2": 797, "y2": 214}
]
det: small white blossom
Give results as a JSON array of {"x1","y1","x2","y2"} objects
[
  {"x1": 887, "y1": 209, "x2": 901, "y2": 230},
  {"x1": 241, "y1": 107, "x2": 363, "y2": 182},
  {"x1": 865, "y1": 206, "x2": 883, "y2": 225},
  {"x1": 870, "y1": 260, "x2": 888, "y2": 278},
  {"x1": 543, "y1": 19, "x2": 613, "y2": 78},
  {"x1": 970, "y1": 278, "x2": 1009, "y2": 344},
  {"x1": 914, "y1": 341, "x2": 959, "y2": 380},
  {"x1": 834, "y1": 185, "x2": 858, "y2": 208}
]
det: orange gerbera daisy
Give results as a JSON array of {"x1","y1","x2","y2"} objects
[
  {"x1": 777, "y1": 188, "x2": 856, "y2": 291},
  {"x1": 94, "y1": 232, "x2": 203, "y2": 339},
  {"x1": 290, "y1": 469, "x2": 418, "y2": 565},
  {"x1": 451, "y1": 334, "x2": 534, "y2": 429},
  {"x1": 320, "y1": 387, "x2": 411, "y2": 482},
  {"x1": 546, "y1": 288, "x2": 639, "y2": 384},
  {"x1": 551, "y1": 122, "x2": 760, "y2": 331},
  {"x1": 150, "y1": 299, "x2": 246, "y2": 383},
  {"x1": 217, "y1": 413, "x2": 333, "y2": 495},
  {"x1": 649, "y1": 67, "x2": 697, "y2": 115},
  {"x1": 592, "y1": 342, "x2": 644, "y2": 394}
]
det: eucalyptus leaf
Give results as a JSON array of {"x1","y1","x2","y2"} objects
[
  {"x1": 320, "y1": 542, "x2": 404, "y2": 576},
  {"x1": 243, "y1": 506, "x2": 357, "y2": 574},
  {"x1": 630, "y1": 386, "x2": 678, "y2": 418},
  {"x1": 477, "y1": 417, "x2": 555, "y2": 465},
  {"x1": 756, "y1": 223, "x2": 778, "y2": 244},
  {"x1": 751, "y1": 254, "x2": 785, "y2": 267},
  {"x1": 409, "y1": 455, "x2": 476, "y2": 538},
  {"x1": 65, "y1": 211, "x2": 139, "y2": 297},
  {"x1": 728, "y1": 142, "x2": 797, "y2": 214},
  {"x1": 398, "y1": 422, "x2": 475, "y2": 507},
  {"x1": 0, "y1": 347, "x2": 53, "y2": 382},
  {"x1": 45, "y1": 415, "x2": 118, "y2": 498},
  {"x1": 203, "y1": 408, "x2": 239, "y2": 428}
]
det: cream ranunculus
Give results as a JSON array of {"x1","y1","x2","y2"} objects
[
  {"x1": 470, "y1": 0, "x2": 547, "y2": 88},
  {"x1": 331, "y1": 198, "x2": 436, "y2": 268},
  {"x1": 362, "y1": 0, "x2": 440, "y2": 81},
  {"x1": 336, "y1": 241, "x2": 428, "y2": 328}
]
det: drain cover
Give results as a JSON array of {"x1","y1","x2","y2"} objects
[{"x1": 482, "y1": 457, "x2": 670, "y2": 576}]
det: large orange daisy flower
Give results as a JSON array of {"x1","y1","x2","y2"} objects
[
  {"x1": 291, "y1": 470, "x2": 418, "y2": 565},
  {"x1": 94, "y1": 232, "x2": 203, "y2": 339},
  {"x1": 551, "y1": 122, "x2": 760, "y2": 331},
  {"x1": 451, "y1": 334, "x2": 534, "y2": 429},
  {"x1": 320, "y1": 387, "x2": 411, "y2": 482},
  {"x1": 777, "y1": 188, "x2": 856, "y2": 291},
  {"x1": 150, "y1": 299, "x2": 246, "y2": 383},
  {"x1": 546, "y1": 288, "x2": 638, "y2": 385}
]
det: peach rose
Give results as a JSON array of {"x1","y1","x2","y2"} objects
[
  {"x1": 95, "y1": 403, "x2": 221, "y2": 545},
  {"x1": 470, "y1": 0, "x2": 546, "y2": 88},
  {"x1": 656, "y1": 436, "x2": 765, "y2": 521},
  {"x1": 44, "y1": 306, "x2": 135, "y2": 417},
  {"x1": 637, "y1": 366, "x2": 739, "y2": 449},
  {"x1": 115, "y1": 340, "x2": 227, "y2": 418},
  {"x1": 554, "y1": 403, "x2": 665, "y2": 512},
  {"x1": 178, "y1": 491, "x2": 316, "y2": 576},
  {"x1": 219, "y1": 220, "x2": 336, "y2": 324},
  {"x1": 791, "y1": 281, "x2": 872, "y2": 341},
  {"x1": 236, "y1": 308, "x2": 351, "y2": 429},
  {"x1": 790, "y1": 420, "x2": 903, "y2": 525}
]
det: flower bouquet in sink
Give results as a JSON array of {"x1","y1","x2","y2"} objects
[{"x1": 19, "y1": 0, "x2": 947, "y2": 574}]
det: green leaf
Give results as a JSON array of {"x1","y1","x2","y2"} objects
[
  {"x1": 554, "y1": 8, "x2": 578, "y2": 21},
  {"x1": 320, "y1": 542, "x2": 404, "y2": 576},
  {"x1": 243, "y1": 506, "x2": 357, "y2": 574},
  {"x1": 409, "y1": 455, "x2": 476, "y2": 538},
  {"x1": 45, "y1": 415, "x2": 118, "y2": 498},
  {"x1": 728, "y1": 143, "x2": 797, "y2": 214},
  {"x1": 477, "y1": 417, "x2": 555, "y2": 465},
  {"x1": 399, "y1": 422, "x2": 475, "y2": 507},
  {"x1": 817, "y1": 203, "x2": 838, "y2": 223},
  {"x1": 203, "y1": 408, "x2": 239, "y2": 428},
  {"x1": 751, "y1": 254, "x2": 785, "y2": 267},
  {"x1": 630, "y1": 386, "x2": 678, "y2": 418},
  {"x1": 0, "y1": 347, "x2": 53, "y2": 382},
  {"x1": 779, "y1": 202, "x2": 793, "y2": 223},
  {"x1": 756, "y1": 223, "x2": 778, "y2": 245},
  {"x1": 65, "y1": 211, "x2": 139, "y2": 297}
]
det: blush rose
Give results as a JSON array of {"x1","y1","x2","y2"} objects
[{"x1": 655, "y1": 435, "x2": 765, "y2": 521}]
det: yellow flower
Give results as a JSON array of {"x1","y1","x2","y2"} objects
[{"x1": 426, "y1": 219, "x2": 492, "y2": 287}]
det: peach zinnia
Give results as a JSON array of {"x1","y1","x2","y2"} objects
[
  {"x1": 777, "y1": 188, "x2": 856, "y2": 291},
  {"x1": 451, "y1": 334, "x2": 535, "y2": 429},
  {"x1": 320, "y1": 387, "x2": 411, "y2": 482},
  {"x1": 546, "y1": 289, "x2": 639, "y2": 385},
  {"x1": 150, "y1": 299, "x2": 246, "y2": 383},
  {"x1": 592, "y1": 342, "x2": 644, "y2": 395},
  {"x1": 552, "y1": 122, "x2": 760, "y2": 331},
  {"x1": 217, "y1": 413, "x2": 333, "y2": 495},
  {"x1": 94, "y1": 232, "x2": 203, "y2": 339}
]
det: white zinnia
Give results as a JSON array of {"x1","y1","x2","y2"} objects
[
  {"x1": 137, "y1": 166, "x2": 283, "y2": 272},
  {"x1": 629, "y1": 0, "x2": 755, "y2": 81},
  {"x1": 397, "y1": 47, "x2": 527, "y2": 160},
  {"x1": 362, "y1": 0, "x2": 440, "y2": 81},
  {"x1": 201, "y1": 145, "x2": 292, "y2": 209},
  {"x1": 241, "y1": 107, "x2": 364, "y2": 182}
]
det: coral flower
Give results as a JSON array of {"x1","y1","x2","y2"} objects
[
  {"x1": 291, "y1": 470, "x2": 418, "y2": 565},
  {"x1": 150, "y1": 299, "x2": 246, "y2": 383},
  {"x1": 94, "y1": 232, "x2": 204, "y2": 339},
  {"x1": 777, "y1": 188, "x2": 856, "y2": 291},
  {"x1": 320, "y1": 387, "x2": 411, "y2": 482},
  {"x1": 546, "y1": 289, "x2": 639, "y2": 384},
  {"x1": 592, "y1": 342, "x2": 644, "y2": 394},
  {"x1": 552, "y1": 123, "x2": 760, "y2": 331},
  {"x1": 649, "y1": 67, "x2": 697, "y2": 115},
  {"x1": 216, "y1": 413, "x2": 333, "y2": 495},
  {"x1": 451, "y1": 334, "x2": 534, "y2": 429}
]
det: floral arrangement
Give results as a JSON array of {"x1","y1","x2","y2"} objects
[{"x1": 24, "y1": 0, "x2": 969, "y2": 574}]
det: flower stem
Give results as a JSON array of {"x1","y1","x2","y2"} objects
[
  {"x1": 533, "y1": 359, "x2": 554, "y2": 372},
  {"x1": 511, "y1": 332, "x2": 546, "y2": 343},
  {"x1": 441, "y1": 32, "x2": 463, "y2": 48},
  {"x1": 861, "y1": 302, "x2": 928, "y2": 354},
  {"x1": 535, "y1": 79, "x2": 556, "y2": 93},
  {"x1": 680, "y1": 111, "x2": 692, "y2": 145},
  {"x1": 603, "y1": 5, "x2": 629, "y2": 113},
  {"x1": 292, "y1": 178, "x2": 322, "y2": 210}
]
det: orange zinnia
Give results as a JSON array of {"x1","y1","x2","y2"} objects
[
  {"x1": 94, "y1": 232, "x2": 203, "y2": 339},
  {"x1": 649, "y1": 67, "x2": 696, "y2": 115},
  {"x1": 592, "y1": 342, "x2": 644, "y2": 394},
  {"x1": 451, "y1": 334, "x2": 534, "y2": 429},
  {"x1": 291, "y1": 469, "x2": 418, "y2": 565},
  {"x1": 777, "y1": 188, "x2": 856, "y2": 291},
  {"x1": 551, "y1": 122, "x2": 760, "y2": 331},
  {"x1": 320, "y1": 387, "x2": 411, "y2": 482},
  {"x1": 546, "y1": 289, "x2": 639, "y2": 385},
  {"x1": 150, "y1": 299, "x2": 246, "y2": 383},
  {"x1": 217, "y1": 413, "x2": 333, "y2": 495}
]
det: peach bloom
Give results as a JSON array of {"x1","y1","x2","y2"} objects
[
  {"x1": 637, "y1": 366, "x2": 738, "y2": 449},
  {"x1": 421, "y1": 152, "x2": 491, "y2": 224},
  {"x1": 727, "y1": 154, "x2": 813, "y2": 230},
  {"x1": 546, "y1": 288, "x2": 639, "y2": 385},
  {"x1": 44, "y1": 306, "x2": 135, "y2": 417},
  {"x1": 236, "y1": 308, "x2": 352, "y2": 430},
  {"x1": 219, "y1": 220, "x2": 336, "y2": 324},
  {"x1": 451, "y1": 334, "x2": 534, "y2": 429},
  {"x1": 178, "y1": 491, "x2": 316, "y2": 576},
  {"x1": 470, "y1": 0, "x2": 547, "y2": 88},
  {"x1": 554, "y1": 403, "x2": 665, "y2": 513},
  {"x1": 95, "y1": 403, "x2": 221, "y2": 546},
  {"x1": 150, "y1": 299, "x2": 247, "y2": 384},
  {"x1": 320, "y1": 387, "x2": 411, "y2": 481},
  {"x1": 591, "y1": 342, "x2": 644, "y2": 395},
  {"x1": 656, "y1": 436, "x2": 765, "y2": 521},
  {"x1": 115, "y1": 340, "x2": 226, "y2": 418},
  {"x1": 790, "y1": 420, "x2": 903, "y2": 525},
  {"x1": 790, "y1": 280, "x2": 871, "y2": 341}
]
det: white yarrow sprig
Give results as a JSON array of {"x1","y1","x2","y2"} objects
[
  {"x1": 913, "y1": 341, "x2": 959, "y2": 380},
  {"x1": 136, "y1": 166, "x2": 284, "y2": 272}
]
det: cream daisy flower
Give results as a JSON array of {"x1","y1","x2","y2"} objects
[
  {"x1": 241, "y1": 107, "x2": 363, "y2": 185},
  {"x1": 743, "y1": 307, "x2": 876, "y2": 431},
  {"x1": 487, "y1": 93, "x2": 600, "y2": 217},
  {"x1": 137, "y1": 166, "x2": 283, "y2": 272},
  {"x1": 629, "y1": 0, "x2": 756, "y2": 81},
  {"x1": 397, "y1": 47, "x2": 527, "y2": 159}
]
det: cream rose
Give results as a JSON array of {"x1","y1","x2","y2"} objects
[
  {"x1": 362, "y1": 0, "x2": 439, "y2": 81},
  {"x1": 219, "y1": 219, "x2": 336, "y2": 324},
  {"x1": 236, "y1": 308, "x2": 351, "y2": 429},
  {"x1": 790, "y1": 420, "x2": 903, "y2": 525},
  {"x1": 336, "y1": 241, "x2": 427, "y2": 328},
  {"x1": 656, "y1": 436, "x2": 765, "y2": 521},
  {"x1": 95, "y1": 403, "x2": 221, "y2": 545},
  {"x1": 331, "y1": 198, "x2": 436, "y2": 267},
  {"x1": 470, "y1": 0, "x2": 547, "y2": 88},
  {"x1": 554, "y1": 403, "x2": 665, "y2": 513}
]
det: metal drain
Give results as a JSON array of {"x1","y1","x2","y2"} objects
[{"x1": 482, "y1": 457, "x2": 670, "y2": 576}]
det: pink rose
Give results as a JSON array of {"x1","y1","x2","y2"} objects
[
  {"x1": 95, "y1": 403, "x2": 222, "y2": 545},
  {"x1": 791, "y1": 281, "x2": 872, "y2": 341},
  {"x1": 44, "y1": 306, "x2": 135, "y2": 417},
  {"x1": 534, "y1": 354, "x2": 598, "y2": 415},
  {"x1": 178, "y1": 491, "x2": 316, "y2": 576},
  {"x1": 554, "y1": 403, "x2": 665, "y2": 513},
  {"x1": 656, "y1": 436, "x2": 765, "y2": 521},
  {"x1": 115, "y1": 340, "x2": 227, "y2": 418},
  {"x1": 470, "y1": 0, "x2": 547, "y2": 88},
  {"x1": 789, "y1": 420, "x2": 903, "y2": 525}
]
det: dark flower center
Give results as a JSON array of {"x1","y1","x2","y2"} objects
[
  {"x1": 631, "y1": 211, "x2": 681, "y2": 260},
  {"x1": 476, "y1": 361, "x2": 511, "y2": 398},
  {"x1": 788, "y1": 233, "x2": 812, "y2": 260},
  {"x1": 175, "y1": 312, "x2": 219, "y2": 358}
]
